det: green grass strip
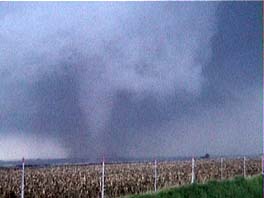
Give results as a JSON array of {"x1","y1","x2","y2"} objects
[{"x1": 126, "y1": 175, "x2": 262, "y2": 198}]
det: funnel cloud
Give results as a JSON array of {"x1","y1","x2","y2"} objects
[{"x1": 0, "y1": 2, "x2": 261, "y2": 160}]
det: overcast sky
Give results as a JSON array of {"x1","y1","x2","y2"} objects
[{"x1": 0, "y1": 2, "x2": 262, "y2": 160}]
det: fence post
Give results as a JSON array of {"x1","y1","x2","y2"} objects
[
  {"x1": 220, "y1": 157, "x2": 223, "y2": 180},
  {"x1": 243, "y1": 156, "x2": 246, "y2": 177},
  {"x1": 262, "y1": 154, "x2": 264, "y2": 176},
  {"x1": 154, "y1": 160, "x2": 157, "y2": 192},
  {"x1": 261, "y1": 155, "x2": 264, "y2": 197},
  {"x1": 21, "y1": 157, "x2": 25, "y2": 198},
  {"x1": 191, "y1": 157, "x2": 195, "y2": 184},
  {"x1": 101, "y1": 158, "x2": 105, "y2": 198}
]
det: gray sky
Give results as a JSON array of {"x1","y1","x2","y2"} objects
[{"x1": 0, "y1": 2, "x2": 262, "y2": 160}]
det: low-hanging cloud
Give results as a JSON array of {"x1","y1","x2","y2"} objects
[
  {"x1": 127, "y1": 87, "x2": 261, "y2": 158},
  {"x1": 0, "y1": 2, "x2": 219, "y2": 159},
  {"x1": 0, "y1": 130, "x2": 67, "y2": 160}
]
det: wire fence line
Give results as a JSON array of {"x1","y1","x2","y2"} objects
[{"x1": 0, "y1": 156, "x2": 262, "y2": 198}]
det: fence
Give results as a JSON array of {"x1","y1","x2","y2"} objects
[{"x1": 0, "y1": 156, "x2": 262, "y2": 198}]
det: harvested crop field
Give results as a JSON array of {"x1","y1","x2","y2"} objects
[{"x1": 0, "y1": 157, "x2": 261, "y2": 198}]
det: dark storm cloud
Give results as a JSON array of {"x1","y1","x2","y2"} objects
[{"x1": 0, "y1": 2, "x2": 261, "y2": 160}]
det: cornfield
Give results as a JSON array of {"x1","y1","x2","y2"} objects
[{"x1": 0, "y1": 157, "x2": 261, "y2": 198}]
